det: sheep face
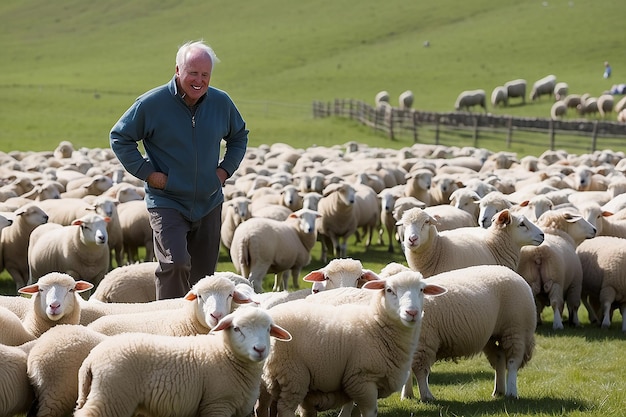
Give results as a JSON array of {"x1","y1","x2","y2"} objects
[
  {"x1": 16, "y1": 204, "x2": 49, "y2": 227},
  {"x1": 303, "y1": 258, "x2": 379, "y2": 290},
  {"x1": 399, "y1": 208, "x2": 438, "y2": 251},
  {"x1": 185, "y1": 276, "x2": 239, "y2": 329},
  {"x1": 490, "y1": 210, "x2": 544, "y2": 247},
  {"x1": 72, "y1": 214, "x2": 110, "y2": 246},
  {"x1": 289, "y1": 208, "x2": 320, "y2": 235},
  {"x1": 211, "y1": 307, "x2": 291, "y2": 362}
]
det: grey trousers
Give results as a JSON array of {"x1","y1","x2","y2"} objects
[{"x1": 148, "y1": 205, "x2": 222, "y2": 300}]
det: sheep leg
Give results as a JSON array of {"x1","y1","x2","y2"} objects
[
  {"x1": 346, "y1": 382, "x2": 378, "y2": 417},
  {"x1": 599, "y1": 287, "x2": 617, "y2": 329},
  {"x1": 548, "y1": 285, "x2": 565, "y2": 330},
  {"x1": 505, "y1": 359, "x2": 520, "y2": 398},
  {"x1": 414, "y1": 365, "x2": 435, "y2": 402},
  {"x1": 289, "y1": 267, "x2": 300, "y2": 290},
  {"x1": 400, "y1": 372, "x2": 414, "y2": 400},
  {"x1": 483, "y1": 342, "x2": 506, "y2": 397},
  {"x1": 621, "y1": 304, "x2": 626, "y2": 332}
]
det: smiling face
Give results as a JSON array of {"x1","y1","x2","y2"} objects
[{"x1": 175, "y1": 47, "x2": 213, "y2": 106}]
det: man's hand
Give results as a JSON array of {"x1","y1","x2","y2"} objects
[{"x1": 146, "y1": 172, "x2": 168, "y2": 189}]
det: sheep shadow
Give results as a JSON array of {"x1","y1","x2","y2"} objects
[{"x1": 534, "y1": 321, "x2": 626, "y2": 342}]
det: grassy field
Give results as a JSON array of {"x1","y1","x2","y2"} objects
[{"x1": 2, "y1": 0, "x2": 626, "y2": 416}]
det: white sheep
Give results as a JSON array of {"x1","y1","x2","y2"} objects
[
  {"x1": 28, "y1": 213, "x2": 110, "y2": 285},
  {"x1": 398, "y1": 90, "x2": 414, "y2": 109},
  {"x1": 315, "y1": 182, "x2": 358, "y2": 263},
  {"x1": 374, "y1": 90, "x2": 390, "y2": 109},
  {"x1": 74, "y1": 307, "x2": 292, "y2": 417},
  {"x1": 0, "y1": 305, "x2": 34, "y2": 346},
  {"x1": 490, "y1": 85, "x2": 508, "y2": 107},
  {"x1": 378, "y1": 186, "x2": 404, "y2": 252},
  {"x1": 504, "y1": 79, "x2": 527, "y2": 104},
  {"x1": 301, "y1": 257, "x2": 379, "y2": 290},
  {"x1": 530, "y1": 74, "x2": 556, "y2": 101},
  {"x1": 577, "y1": 96, "x2": 598, "y2": 116},
  {"x1": 618, "y1": 109, "x2": 626, "y2": 123},
  {"x1": 400, "y1": 207, "x2": 544, "y2": 277},
  {"x1": 577, "y1": 201, "x2": 626, "y2": 239},
  {"x1": 564, "y1": 93, "x2": 582, "y2": 110},
  {"x1": 477, "y1": 191, "x2": 514, "y2": 228},
  {"x1": 257, "y1": 270, "x2": 446, "y2": 417},
  {"x1": 597, "y1": 93, "x2": 614, "y2": 119},
  {"x1": 454, "y1": 89, "x2": 487, "y2": 111},
  {"x1": 515, "y1": 194, "x2": 554, "y2": 222},
  {"x1": 87, "y1": 274, "x2": 253, "y2": 336},
  {"x1": 352, "y1": 182, "x2": 381, "y2": 249},
  {"x1": 553, "y1": 82, "x2": 569, "y2": 101},
  {"x1": 231, "y1": 208, "x2": 321, "y2": 292},
  {"x1": 60, "y1": 174, "x2": 113, "y2": 198},
  {"x1": 448, "y1": 187, "x2": 481, "y2": 220},
  {"x1": 0, "y1": 202, "x2": 49, "y2": 290},
  {"x1": 550, "y1": 100, "x2": 567, "y2": 120},
  {"x1": 576, "y1": 236, "x2": 626, "y2": 330},
  {"x1": 0, "y1": 341, "x2": 35, "y2": 417},
  {"x1": 423, "y1": 204, "x2": 478, "y2": 230},
  {"x1": 517, "y1": 210, "x2": 596, "y2": 329},
  {"x1": 116, "y1": 199, "x2": 154, "y2": 263},
  {"x1": 220, "y1": 195, "x2": 252, "y2": 250},
  {"x1": 89, "y1": 262, "x2": 158, "y2": 303},
  {"x1": 17, "y1": 272, "x2": 93, "y2": 338}
]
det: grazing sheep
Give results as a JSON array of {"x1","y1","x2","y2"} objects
[
  {"x1": 517, "y1": 210, "x2": 596, "y2": 329},
  {"x1": 553, "y1": 82, "x2": 569, "y2": 101},
  {"x1": 258, "y1": 271, "x2": 446, "y2": 417},
  {"x1": 231, "y1": 208, "x2": 321, "y2": 292},
  {"x1": 577, "y1": 96, "x2": 598, "y2": 116},
  {"x1": 576, "y1": 236, "x2": 626, "y2": 330},
  {"x1": 530, "y1": 74, "x2": 556, "y2": 101},
  {"x1": 454, "y1": 89, "x2": 487, "y2": 111},
  {"x1": 89, "y1": 262, "x2": 158, "y2": 303},
  {"x1": 491, "y1": 85, "x2": 508, "y2": 107},
  {"x1": 17, "y1": 272, "x2": 94, "y2": 338},
  {"x1": 0, "y1": 341, "x2": 35, "y2": 417},
  {"x1": 618, "y1": 108, "x2": 626, "y2": 123},
  {"x1": 597, "y1": 93, "x2": 614, "y2": 118},
  {"x1": 398, "y1": 90, "x2": 414, "y2": 109},
  {"x1": 374, "y1": 90, "x2": 390, "y2": 109},
  {"x1": 400, "y1": 207, "x2": 544, "y2": 277},
  {"x1": 504, "y1": 79, "x2": 527, "y2": 104},
  {"x1": 315, "y1": 182, "x2": 358, "y2": 263},
  {"x1": 550, "y1": 100, "x2": 567, "y2": 120},
  {"x1": 28, "y1": 213, "x2": 110, "y2": 285},
  {"x1": 88, "y1": 274, "x2": 253, "y2": 335},
  {"x1": 74, "y1": 307, "x2": 292, "y2": 417},
  {"x1": 564, "y1": 93, "x2": 582, "y2": 110},
  {"x1": 0, "y1": 202, "x2": 49, "y2": 290}
]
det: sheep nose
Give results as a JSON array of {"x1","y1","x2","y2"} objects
[
  {"x1": 254, "y1": 345, "x2": 266, "y2": 354},
  {"x1": 406, "y1": 309, "x2": 418, "y2": 318},
  {"x1": 408, "y1": 235, "x2": 418, "y2": 244},
  {"x1": 211, "y1": 312, "x2": 223, "y2": 321}
]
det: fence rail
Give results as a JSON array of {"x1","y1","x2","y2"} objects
[{"x1": 312, "y1": 99, "x2": 626, "y2": 153}]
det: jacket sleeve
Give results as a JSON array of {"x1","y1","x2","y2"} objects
[{"x1": 218, "y1": 102, "x2": 249, "y2": 177}]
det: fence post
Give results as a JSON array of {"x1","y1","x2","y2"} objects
[
  {"x1": 506, "y1": 116, "x2": 513, "y2": 148},
  {"x1": 472, "y1": 116, "x2": 479, "y2": 147},
  {"x1": 591, "y1": 120, "x2": 598, "y2": 152},
  {"x1": 388, "y1": 107, "x2": 394, "y2": 140},
  {"x1": 413, "y1": 110, "x2": 419, "y2": 143},
  {"x1": 435, "y1": 115, "x2": 440, "y2": 145},
  {"x1": 549, "y1": 119, "x2": 555, "y2": 150}
]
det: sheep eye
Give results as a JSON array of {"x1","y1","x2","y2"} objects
[{"x1": 233, "y1": 326, "x2": 241, "y2": 333}]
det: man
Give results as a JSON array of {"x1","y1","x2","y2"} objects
[{"x1": 110, "y1": 40, "x2": 248, "y2": 299}]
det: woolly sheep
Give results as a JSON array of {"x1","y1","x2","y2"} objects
[
  {"x1": 74, "y1": 307, "x2": 292, "y2": 417},
  {"x1": 577, "y1": 96, "x2": 598, "y2": 116},
  {"x1": 597, "y1": 93, "x2": 614, "y2": 119},
  {"x1": 0, "y1": 202, "x2": 49, "y2": 290},
  {"x1": 404, "y1": 167, "x2": 433, "y2": 204},
  {"x1": 553, "y1": 82, "x2": 569, "y2": 101},
  {"x1": 116, "y1": 200, "x2": 154, "y2": 263},
  {"x1": 231, "y1": 208, "x2": 321, "y2": 292},
  {"x1": 374, "y1": 90, "x2": 390, "y2": 109},
  {"x1": 477, "y1": 191, "x2": 513, "y2": 228},
  {"x1": 491, "y1": 85, "x2": 508, "y2": 107},
  {"x1": 28, "y1": 213, "x2": 110, "y2": 285},
  {"x1": 220, "y1": 195, "x2": 252, "y2": 250},
  {"x1": 352, "y1": 182, "x2": 381, "y2": 249},
  {"x1": 315, "y1": 182, "x2": 358, "y2": 263},
  {"x1": 0, "y1": 305, "x2": 34, "y2": 346},
  {"x1": 378, "y1": 186, "x2": 404, "y2": 252},
  {"x1": 454, "y1": 89, "x2": 487, "y2": 111},
  {"x1": 89, "y1": 262, "x2": 158, "y2": 303},
  {"x1": 576, "y1": 236, "x2": 626, "y2": 330},
  {"x1": 550, "y1": 100, "x2": 567, "y2": 120},
  {"x1": 618, "y1": 109, "x2": 626, "y2": 123},
  {"x1": 301, "y1": 257, "x2": 379, "y2": 290},
  {"x1": 17, "y1": 272, "x2": 93, "y2": 338},
  {"x1": 398, "y1": 90, "x2": 414, "y2": 109},
  {"x1": 530, "y1": 74, "x2": 556, "y2": 101},
  {"x1": 60, "y1": 174, "x2": 113, "y2": 198},
  {"x1": 0, "y1": 341, "x2": 35, "y2": 417},
  {"x1": 564, "y1": 93, "x2": 582, "y2": 110},
  {"x1": 257, "y1": 270, "x2": 446, "y2": 417},
  {"x1": 578, "y1": 201, "x2": 626, "y2": 239},
  {"x1": 423, "y1": 204, "x2": 478, "y2": 230},
  {"x1": 400, "y1": 207, "x2": 544, "y2": 277},
  {"x1": 78, "y1": 297, "x2": 187, "y2": 325},
  {"x1": 515, "y1": 194, "x2": 554, "y2": 222},
  {"x1": 517, "y1": 210, "x2": 596, "y2": 329},
  {"x1": 449, "y1": 187, "x2": 481, "y2": 220},
  {"x1": 504, "y1": 79, "x2": 527, "y2": 104}
]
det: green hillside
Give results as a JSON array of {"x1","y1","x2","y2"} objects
[{"x1": 1, "y1": 0, "x2": 624, "y2": 152}]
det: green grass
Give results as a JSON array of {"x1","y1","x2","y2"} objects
[{"x1": 2, "y1": 1, "x2": 626, "y2": 416}]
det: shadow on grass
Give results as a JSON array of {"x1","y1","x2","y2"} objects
[{"x1": 534, "y1": 321, "x2": 626, "y2": 341}]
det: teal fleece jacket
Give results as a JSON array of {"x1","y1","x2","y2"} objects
[{"x1": 110, "y1": 76, "x2": 248, "y2": 222}]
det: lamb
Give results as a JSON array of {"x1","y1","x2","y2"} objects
[
  {"x1": 0, "y1": 202, "x2": 49, "y2": 290},
  {"x1": 116, "y1": 200, "x2": 154, "y2": 263},
  {"x1": 74, "y1": 307, "x2": 292, "y2": 417},
  {"x1": 516, "y1": 210, "x2": 596, "y2": 329},
  {"x1": 28, "y1": 212, "x2": 110, "y2": 285},
  {"x1": 530, "y1": 74, "x2": 556, "y2": 101},
  {"x1": 257, "y1": 270, "x2": 446, "y2": 417},
  {"x1": 550, "y1": 100, "x2": 567, "y2": 120},
  {"x1": 400, "y1": 207, "x2": 544, "y2": 277},
  {"x1": 315, "y1": 182, "x2": 358, "y2": 263},
  {"x1": 231, "y1": 208, "x2": 321, "y2": 292},
  {"x1": 504, "y1": 78, "x2": 527, "y2": 104},
  {"x1": 220, "y1": 195, "x2": 252, "y2": 250},
  {"x1": 553, "y1": 82, "x2": 569, "y2": 101},
  {"x1": 88, "y1": 274, "x2": 253, "y2": 336},
  {"x1": 454, "y1": 89, "x2": 487, "y2": 111},
  {"x1": 17, "y1": 272, "x2": 94, "y2": 338},
  {"x1": 491, "y1": 85, "x2": 508, "y2": 107},
  {"x1": 576, "y1": 236, "x2": 626, "y2": 330},
  {"x1": 89, "y1": 262, "x2": 158, "y2": 303}
]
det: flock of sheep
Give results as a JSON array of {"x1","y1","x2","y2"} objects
[
  {"x1": 2, "y1": 138, "x2": 626, "y2": 416},
  {"x1": 376, "y1": 75, "x2": 626, "y2": 122}
]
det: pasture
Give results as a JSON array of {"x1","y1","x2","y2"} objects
[{"x1": 1, "y1": 0, "x2": 626, "y2": 416}]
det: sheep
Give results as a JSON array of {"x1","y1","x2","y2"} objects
[
  {"x1": 301, "y1": 257, "x2": 379, "y2": 290},
  {"x1": 257, "y1": 270, "x2": 446, "y2": 417},
  {"x1": 0, "y1": 305, "x2": 34, "y2": 346},
  {"x1": 553, "y1": 82, "x2": 569, "y2": 101},
  {"x1": 74, "y1": 307, "x2": 292, "y2": 417},
  {"x1": 515, "y1": 194, "x2": 554, "y2": 222},
  {"x1": 491, "y1": 85, "x2": 508, "y2": 107},
  {"x1": 576, "y1": 236, "x2": 626, "y2": 330},
  {"x1": 619, "y1": 109, "x2": 626, "y2": 123},
  {"x1": 378, "y1": 186, "x2": 404, "y2": 252},
  {"x1": 116, "y1": 199, "x2": 154, "y2": 263},
  {"x1": 400, "y1": 207, "x2": 544, "y2": 277},
  {"x1": 404, "y1": 168, "x2": 432, "y2": 205},
  {"x1": 78, "y1": 297, "x2": 187, "y2": 325},
  {"x1": 577, "y1": 96, "x2": 598, "y2": 116},
  {"x1": 0, "y1": 202, "x2": 49, "y2": 290},
  {"x1": 352, "y1": 183, "x2": 381, "y2": 249},
  {"x1": 374, "y1": 90, "x2": 390, "y2": 109},
  {"x1": 595, "y1": 93, "x2": 614, "y2": 119},
  {"x1": 60, "y1": 174, "x2": 113, "y2": 198},
  {"x1": 87, "y1": 274, "x2": 254, "y2": 336},
  {"x1": 20, "y1": 180, "x2": 63, "y2": 200},
  {"x1": 220, "y1": 195, "x2": 252, "y2": 250},
  {"x1": 449, "y1": 187, "x2": 481, "y2": 220},
  {"x1": 477, "y1": 191, "x2": 514, "y2": 228},
  {"x1": 550, "y1": 100, "x2": 567, "y2": 120},
  {"x1": 398, "y1": 90, "x2": 414, "y2": 109},
  {"x1": 423, "y1": 204, "x2": 478, "y2": 230},
  {"x1": 564, "y1": 93, "x2": 582, "y2": 110},
  {"x1": 28, "y1": 213, "x2": 110, "y2": 285},
  {"x1": 530, "y1": 74, "x2": 556, "y2": 101},
  {"x1": 454, "y1": 89, "x2": 487, "y2": 111},
  {"x1": 315, "y1": 182, "x2": 358, "y2": 263},
  {"x1": 0, "y1": 341, "x2": 35, "y2": 417},
  {"x1": 89, "y1": 262, "x2": 158, "y2": 303},
  {"x1": 231, "y1": 208, "x2": 321, "y2": 293},
  {"x1": 504, "y1": 79, "x2": 527, "y2": 104},
  {"x1": 17, "y1": 272, "x2": 94, "y2": 338},
  {"x1": 517, "y1": 210, "x2": 596, "y2": 329},
  {"x1": 577, "y1": 201, "x2": 626, "y2": 239}
]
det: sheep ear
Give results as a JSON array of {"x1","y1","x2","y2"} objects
[
  {"x1": 211, "y1": 315, "x2": 234, "y2": 332},
  {"x1": 494, "y1": 209, "x2": 512, "y2": 226},
  {"x1": 74, "y1": 281, "x2": 94, "y2": 293},
  {"x1": 18, "y1": 283, "x2": 39, "y2": 295},
  {"x1": 233, "y1": 289, "x2": 254, "y2": 305},
  {"x1": 72, "y1": 219, "x2": 84, "y2": 226},
  {"x1": 302, "y1": 270, "x2": 326, "y2": 283},
  {"x1": 361, "y1": 279, "x2": 386, "y2": 290},
  {"x1": 424, "y1": 283, "x2": 447, "y2": 297},
  {"x1": 360, "y1": 270, "x2": 380, "y2": 283},
  {"x1": 519, "y1": 200, "x2": 530, "y2": 208},
  {"x1": 270, "y1": 324, "x2": 292, "y2": 342},
  {"x1": 184, "y1": 291, "x2": 197, "y2": 301},
  {"x1": 602, "y1": 211, "x2": 614, "y2": 217},
  {"x1": 103, "y1": 216, "x2": 111, "y2": 223}
]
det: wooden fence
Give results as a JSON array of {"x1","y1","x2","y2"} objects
[{"x1": 312, "y1": 99, "x2": 626, "y2": 153}]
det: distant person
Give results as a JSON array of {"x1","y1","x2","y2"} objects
[
  {"x1": 110, "y1": 40, "x2": 249, "y2": 299},
  {"x1": 610, "y1": 84, "x2": 626, "y2": 95},
  {"x1": 604, "y1": 61, "x2": 612, "y2": 79}
]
